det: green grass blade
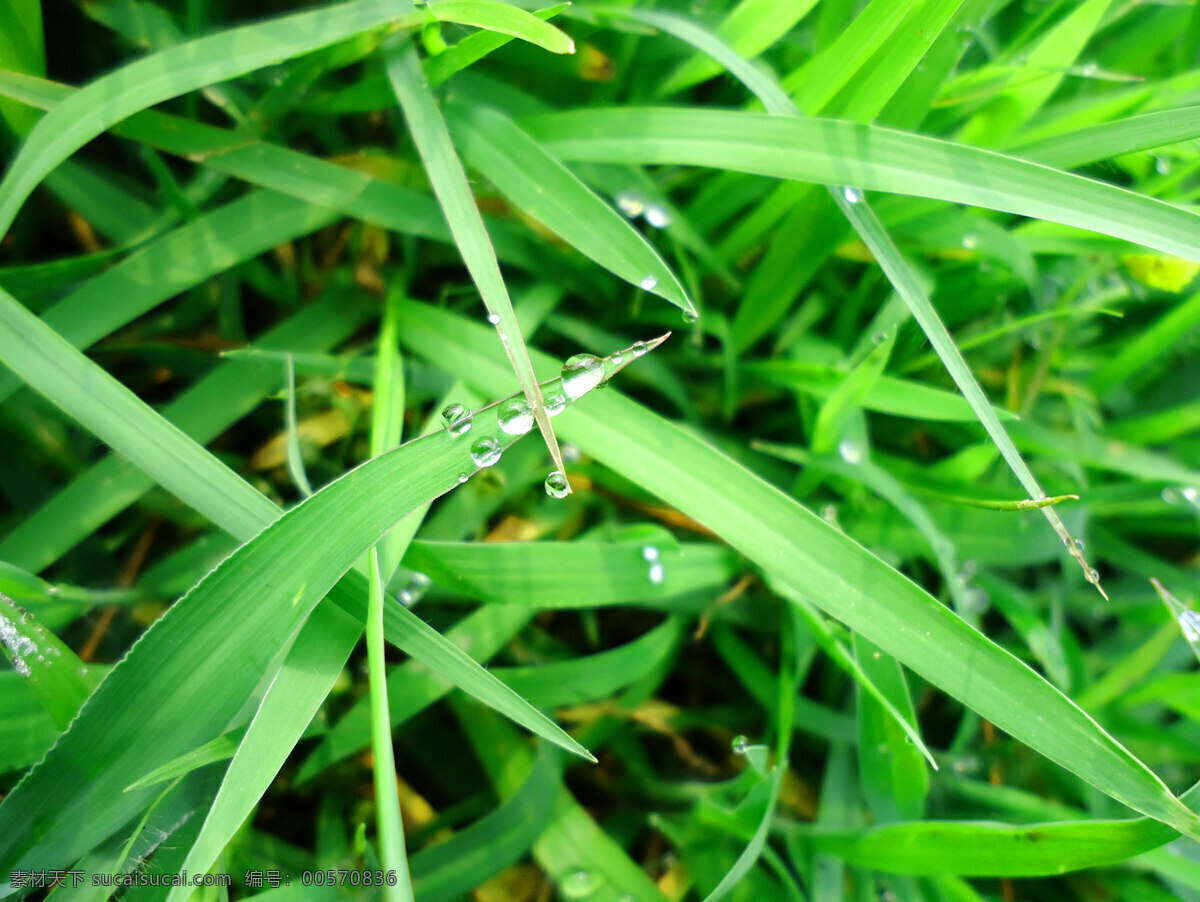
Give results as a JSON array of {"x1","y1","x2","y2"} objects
[
  {"x1": 429, "y1": 0, "x2": 574, "y2": 54},
  {"x1": 384, "y1": 37, "x2": 568, "y2": 484},
  {"x1": 394, "y1": 300, "x2": 1200, "y2": 840},
  {"x1": 523, "y1": 109, "x2": 1200, "y2": 264},
  {"x1": 446, "y1": 101, "x2": 694, "y2": 313},
  {"x1": 0, "y1": 0, "x2": 414, "y2": 237}
]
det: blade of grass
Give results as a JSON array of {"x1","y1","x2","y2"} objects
[
  {"x1": 523, "y1": 109, "x2": 1200, "y2": 264},
  {"x1": 395, "y1": 300, "x2": 1200, "y2": 840},
  {"x1": 427, "y1": 0, "x2": 573, "y2": 54},
  {"x1": 0, "y1": 0, "x2": 419, "y2": 238},
  {"x1": 384, "y1": 37, "x2": 568, "y2": 488}
]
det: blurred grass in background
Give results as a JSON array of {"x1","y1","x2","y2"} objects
[{"x1": 2, "y1": 0, "x2": 1200, "y2": 899}]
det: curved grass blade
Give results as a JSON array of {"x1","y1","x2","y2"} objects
[
  {"x1": 428, "y1": 0, "x2": 574, "y2": 54},
  {"x1": 0, "y1": 0, "x2": 415, "y2": 238},
  {"x1": 446, "y1": 101, "x2": 694, "y2": 313},
  {"x1": 523, "y1": 109, "x2": 1200, "y2": 264},
  {"x1": 384, "y1": 37, "x2": 569, "y2": 487},
  {"x1": 394, "y1": 301, "x2": 1200, "y2": 841}
]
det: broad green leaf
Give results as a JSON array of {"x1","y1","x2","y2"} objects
[
  {"x1": 395, "y1": 300, "x2": 1200, "y2": 840},
  {"x1": 0, "y1": 672, "x2": 57, "y2": 775},
  {"x1": 523, "y1": 109, "x2": 1200, "y2": 264}
]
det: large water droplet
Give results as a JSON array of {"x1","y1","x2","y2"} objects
[
  {"x1": 497, "y1": 398, "x2": 534, "y2": 435},
  {"x1": 838, "y1": 437, "x2": 864, "y2": 465},
  {"x1": 545, "y1": 390, "x2": 568, "y2": 416},
  {"x1": 643, "y1": 204, "x2": 671, "y2": 228},
  {"x1": 441, "y1": 403, "x2": 473, "y2": 436},
  {"x1": 562, "y1": 354, "x2": 605, "y2": 399},
  {"x1": 615, "y1": 190, "x2": 644, "y2": 218},
  {"x1": 843, "y1": 186, "x2": 863, "y2": 204},
  {"x1": 732, "y1": 735, "x2": 750, "y2": 755},
  {"x1": 545, "y1": 470, "x2": 570, "y2": 499},
  {"x1": 631, "y1": 341, "x2": 647, "y2": 358},
  {"x1": 470, "y1": 436, "x2": 502, "y2": 468},
  {"x1": 640, "y1": 275, "x2": 658, "y2": 291}
]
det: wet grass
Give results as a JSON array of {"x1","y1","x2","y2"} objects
[{"x1": 1, "y1": 0, "x2": 1200, "y2": 900}]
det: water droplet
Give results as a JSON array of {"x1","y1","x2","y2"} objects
[
  {"x1": 561, "y1": 868, "x2": 601, "y2": 899},
  {"x1": 1075, "y1": 538, "x2": 1085, "y2": 550},
  {"x1": 871, "y1": 330, "x2": 887, "y2": 344},
  {"x1": 648, "y1": 561, "x2": 665, "y2": 585},
  {"x1": 631, "y1": 341, "x2": 647, "y2": 358},
  {"x1": 732, "y1": 735, "x2": 750, "y2": 755},
  {"x1": 843, "y1": 186, "x2": 863, "y2": 204},
  {"x1": 1163, "y1": 487, "x2": 1180, "y2": 504},
  {"x1": 561, "y1": 442, "x2": 582, "y2": 462},
  {"x1": 470, "y1": 436, "x2": 502, "y2": 468},
  {"x1": 1080, "y1": 61, "x2": 1098, "y2": 78},
  {"x1": 441, "y1": 403, "x2": 473, "y2": 436},
  {"x1": 644, "y1": 204, "x2": 672, "y2": 228},
  {"x1": 1156, "y1": 156, "x2": 1171, "y2": 175},
  {"x1": 615, "y1": 190, "x2": 644, "y2": 219},
  {"x1": 838, "y1": 437, "x2": 864, "y2": 465},
  {"x1": 1086, "y1": 567, "x2": 1101, "y2": 584},
  {"x1": 1184, "y1": 486, "x2": 1199, "y2": 503},
  {"x1": 962, "y1": 233, "x2": 979, "y2": 249},
  {"x1": 640, "y1": 275, "x2": 658, "y2": 291},
  {"x1": 545, "y1": 470, "x2": 570, "y2": 498},
  {"x1": 486, "y1": 312, "x2": 501, "y2": 325},
  {"x1": 497, "y1": 398, "x2": 534, "y2": 435},
  {"x1": 682, "y1": 310, "x2": 699, "y2": 324},
  {"x1": 1180, "y1": 610, "x2": 1200, "y2": 643},
  {"x1": 642, "y1": 546, "x2": 660, "y2": 562},
  {"x1": 562, "y1": 354, "x2": 605, "y2": 399},
  {"x1": 457, "y1": 472, "x2": 469, "y2": 483},
  {"x1": 612, "y1": 352, "x2": 625, "y2": 366},
  {"x1": 545, "y1": 390, "x2": 568, "y2": 416}
]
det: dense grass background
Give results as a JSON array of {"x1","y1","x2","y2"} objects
[{"x1": 2, "y1": 0, "x2": 1200, "y2": 899}]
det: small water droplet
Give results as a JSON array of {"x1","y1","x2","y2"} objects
[
  {"x1": 615, "y1": 190, "x2": 644, "y2": 219},
  {"x1": 643, "y1": 204, "x2": 672, "y2": 228},
  {"x1": 1184, "y1": 486, "x2": 1199, "y2": 503},
  {"x1": 640, "y1": 275, "x2": 658, "y2": 291},
  {"x1": 1075, "y1": 538, "x2": 1085, "y2": 550},
  {"x1": 732, "y1": 735, "x2": 750, "y2": 755},
  {"x1": 871, "y1": 330, "x2": 887, "y2": 344},
  {"x1": 843, "y1": 186, "x2": 863, "y2": 204},
  {"x1": 545, "y1": 390, "x2": 568, "y2": 416},
  {"x1": 470, "y1": 436, "x2": 502, "y2": 468},
  {"x1": 1086, "y1": 567, "x2": 1101, "y2": 584},
  {"x1": 1163, "y1": 487, "x2": 1180, "y2": 504},
  {"x1": 838, "y1": 437, "x2": 864, "y2": 465},
  {"x1": 962, "y1": 232, "x2": 979, "y2": 249},
  {"x1": 682, "y1": 310, "x2": 699, "y2": 324},
  {"x1": 562, "y1": 354, "x2": 605, "y2": 399},
  {"x1": 631, "y1": 340, "x2": 647, "y2": 358},
  {"x1": 545, "y1": 470, "x2": 570, "y2": 499},
  {"x1": 497, "y1": 398, "x2": 534, "y2": 435},
  {"x1": 561, "y1": 868, "x2": 601, "y2": 899},
  {"x1": 1080, "y1": 61, "x2": 1098, "y2": 78},
  {"x1": 457, "y1": 472, "x2": 469, "y2": 483},
  {"x1": 642, "y1": 546, "x2": 660, "y2": 562},
  {"x1": 648, "y1": 561, "x2": 665, "y2": 585},
  {"x1": 441, "y1": 403, "x2": 473, "y2": 436},
  {"x1": 1156, "y1": 156, "x2": 1172, "y2": 175},
  {"x1": 561, "y1": 442, "x2": 582, "y2": 462},
  {"x1": 612, "y1": 352, "x2": 625, "y2": 366},
  {"x1": 486, "y1": 312, "x2": 501, "y2": 325}
]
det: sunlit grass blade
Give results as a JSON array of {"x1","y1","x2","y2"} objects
[
  {"x1": 384, "y1": 37, "x2": 568, "y2": 486},
  {"x1": 523, "y1": 109, "x2": 1200, "y2": 263},
  {"x1": 395, "y1": 300, "x2": 1200, "y2": 840},
  {"x1": 428, "y1": 0, "x2": 574, "y2": 54}
]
